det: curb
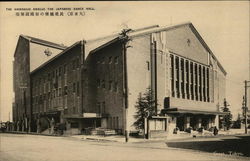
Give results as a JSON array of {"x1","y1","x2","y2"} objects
[{"x1": 1, "y1": 131, "x2": 64, "y2": 137}]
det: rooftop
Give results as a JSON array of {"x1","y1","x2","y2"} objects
[{"x1": 21, "y1": 35, "x2": 67, "y2": 50}]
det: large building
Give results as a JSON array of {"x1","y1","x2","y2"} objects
[{"x1": 13, "y1": 22, "x2": 227, "y2": 136}]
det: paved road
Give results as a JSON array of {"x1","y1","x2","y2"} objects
[
  {"x1": 166, "y1": 135, "x2": 250, "y2": 157},
  {"x1": 0, "y1": 133, "x2": 248, "y2": 161}
]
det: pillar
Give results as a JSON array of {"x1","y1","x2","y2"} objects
[
  {"x1": 197, "y1": 118, "x2": 202, "y2": 128},
  {"x1": 184, "y1": 116, "x2": 190, "y2": 129},
  {"x1": 214, "y1": 115, "x2": 219, "y2": 128},
  {"x1": 208, "y1": 118, "x2": 212, "y2": 129}
]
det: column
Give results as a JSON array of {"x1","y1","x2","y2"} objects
[
  {"x1": 214, "y1": 115, "x2": 219, "y2": 128},
  {"x1": 197, "y1": 118, "x2": 202, "y2": 128},
  {"x1": 184, "y1": 116, "x2": 190, "y2": 129}
]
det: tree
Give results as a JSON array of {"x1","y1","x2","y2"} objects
[
  {"x1": 133, "y1": 87, "x2": 157, "y2": 130},
  {"x1": 232, "y1": 113, "x2": 242, "y2": 128},
  {"x1": 222, "y1": 98, "x2": 232, "y2": 130}
]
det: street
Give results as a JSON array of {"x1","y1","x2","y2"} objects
[{"x1": 0, "y1": 133, "x2": 249, "y2": 161}]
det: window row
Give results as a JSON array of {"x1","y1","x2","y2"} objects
[
  {"x1": 170, "y1": 54, "x2": 210, "y2": 102},
  {"x1": 97, "y1": 79, "x2": 118, "y2": 92},
  {"x1": 97, "y1": 56, "x2": 119, "y2": 65},
  {"x1": 32, "y1": 96, "x2": 67, "y2": 113},
  {"x1": 32, "y1": 82, "x2": 80, "y2": 104},
  {"x1": 108, "y1": 116, "x2": 119, "y2": 129},
  {"x1": 97, "y1": 102, "x2": 106, "y2": 114},
  {"x1": 32, "y1": 57, "x2": 80, "y2": 87}
]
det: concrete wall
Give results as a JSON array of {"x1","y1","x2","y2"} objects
[
  {"x1": 165, "y1": 25, "x2": 209, "y2": 65},
  {"x1": 30, "y1": 43, "x2": 63, "y2": 72},
  {"x1": 126, "y1": 35, "x2": 152, "y2": 131}
]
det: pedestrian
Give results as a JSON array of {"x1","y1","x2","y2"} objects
[
  {"x1": 213, "y1": 126, "x2": 218, "y2": 136},
  {"x1": 50, "y1": 117, "x2": 55, "y2": 135}
]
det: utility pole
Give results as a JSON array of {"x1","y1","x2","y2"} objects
[
  {"x1": 120, "y1": 28, "x2": 132, "y2": 142},
  {"x1": 244, "y1": 80, "x2": 250, "y2": 134}
]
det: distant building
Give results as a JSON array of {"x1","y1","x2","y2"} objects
[{"x1": 13, "y1": 22, "x2": 227, "y2": 136}]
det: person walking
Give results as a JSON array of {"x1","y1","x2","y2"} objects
[{"x1": 213, "y1": 126, "x2": 218, "y2": 136}]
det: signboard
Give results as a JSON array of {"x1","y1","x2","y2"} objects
[{"x1": 82, "y1": 113, "x2": 100, "y2": 118}]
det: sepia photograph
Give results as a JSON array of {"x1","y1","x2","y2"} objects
[{"x1": 0, "y1": 1, "x2": 249, "y2": 161}]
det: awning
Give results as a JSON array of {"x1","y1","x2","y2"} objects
[
  {"x1": 64, "y1": 113, "x2": 109, "y2": 119},
  {"x1": 161, "y1": 108, "x2": 229, "y2": 115}
]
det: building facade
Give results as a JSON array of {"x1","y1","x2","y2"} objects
[{"x1": 13, "y1": 22, "x2": 227, "y2": 135}]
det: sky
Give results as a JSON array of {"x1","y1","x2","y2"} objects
[{"x1": 0, "y1": 1, "x2": 249, "y2": 121}]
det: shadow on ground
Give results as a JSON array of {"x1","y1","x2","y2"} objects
[{"x1": 166, "y1": 135, "x2": 250, "y2": 157}]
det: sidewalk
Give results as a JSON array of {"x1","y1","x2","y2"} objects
[
  {"x1": 70, "y1": 128, "x2": 249, "y2": 143},
  {"x1": 71, "y1": 134, "x2": 168, "y2": 143}
]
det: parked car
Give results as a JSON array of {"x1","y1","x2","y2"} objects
[{"x1": 0, "y1": 122, "x2": 6, "y2": 132}]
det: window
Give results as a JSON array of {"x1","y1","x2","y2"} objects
[
  {"x1": 146, "y1": 61, "x2": 150, "y2": 71},
  {"x1": 64, "y1": 95, "x2": 68, "y2": 109},
  {"x1": 185, "y1": 60, "x2": 189, "y2": 99},
  {"x1": 73, "y1": 83, "x2": 76, "y2": 93},
  {"x1": 170, "y1": 55, "x2": 175, "y2": 97},
  {"x1": 97, "y1": 79, "x2": 101, "y2": 88},
  {"x1": 199, "y1": 65, "x2": 202, "y2": 101},
  {"x1": 203, "y1": 66, "x2": 206, "y2": 102},
  {"x1": 72, "y1": 60, "x2": 76, "y2": 70},
  {"x1": 64, "y1": 86, "x2": 68, "y2": 95},
  {"x1": 48, "y1": 73, "x2": 51, "y2": 81},
  {"x1": 76, "y1": 58, "x2": 80, "y2": 68},
  {"x1": 195, "y1": 64, "x2": 198, "y2": 100},
  {"x1": 114, "y1": 56, "x2": 119, "y2": 64},
  {"x1": 114, "y1": 82, "x2": 118, "y2": 92},
  {"x1": 101, "y1": 80, "x2": 105, "y2": 89},
  {"x1": 77, "y1": 81, "x2": 80, "y2": 96},
  {"x1": 59, "y1": 88, "x2": 62, "y2": 97},
  {"x1": 108, "y1": 81, "x2": 112, "y2": 91},
  {"x1": 64, "y1": 64, "x2": 67, "y2": 74},
  {"x1": 52, "y1": 71, "x2": 55, "y2": 78},
  {"x1": 71, "y1": 122, "x2": 79, "y2": 128},
  {"x1": 108, "y1": 56, "x2": 112, "y2": 64},
  {"x1": 59, "y1": 67, "x2": 62, "y2": 76},
  {"x1": 190, "y1": 62, "x2": 194, "y2": 100},
  {"x1": 180, "y1": 58, "x2": 185, "y2": 99},
  {"x1": 97, "y1": 102, "x2": 101, "y2": 113},
  {"x1": 55, "y1": 69, "x2": 58, "y2": 77},
  {"x1": 207, "y1": 68, "x2": 210, "y2": 102},
  {"x1": 102, "y1": 102, "x2": 105, "y2": 114},
  {"x1": 175, "y1": 56, "x2": 180, "y2": 98},
  {"x1": 101, "y1": 57, "x2": 105, "y2": 64}
]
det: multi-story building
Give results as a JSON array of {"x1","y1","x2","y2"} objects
[
  {"x1": 13, "y1": 35, "x2": 67, "y2": 131},
  {"x1": 13, "y1": 22, "x2": 227, "y2": 136}
]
